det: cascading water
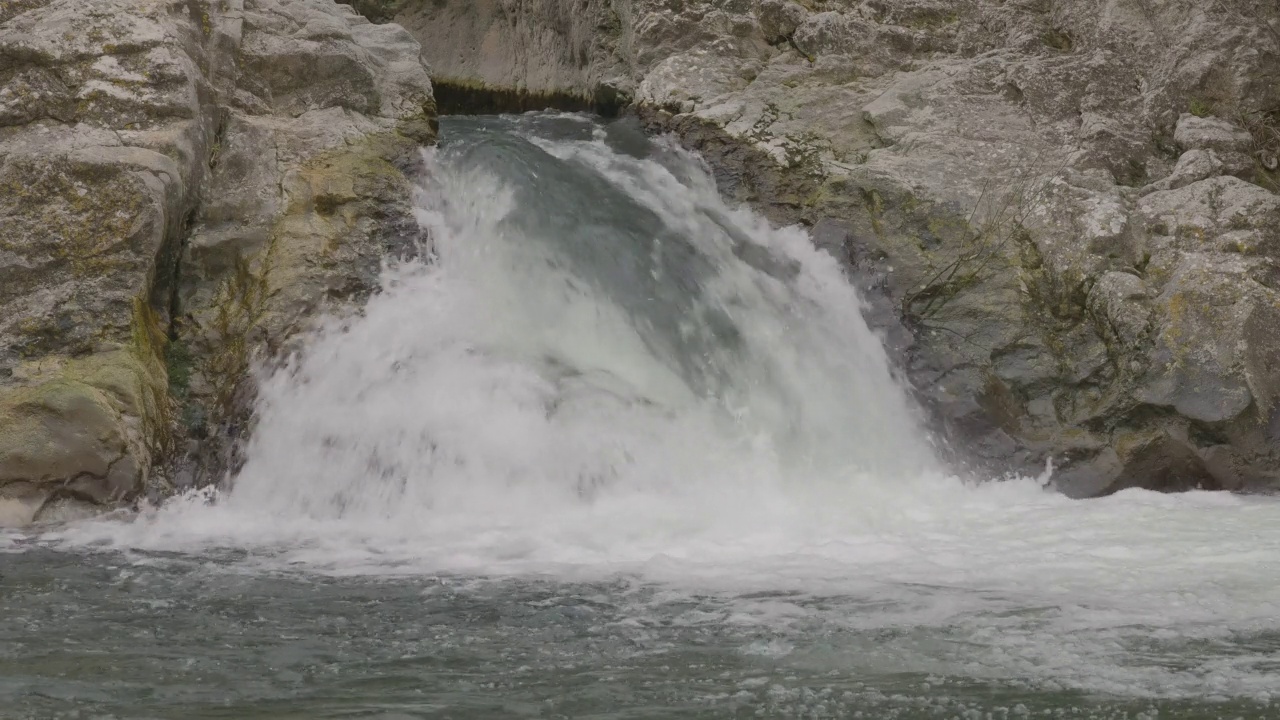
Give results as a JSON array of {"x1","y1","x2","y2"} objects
[
  {"x1": 8, "y1": 114, "x2": 1280, "y2": 718},
  {"x1": 226, "y1": 113, "x2": 944, "y2": 530}
]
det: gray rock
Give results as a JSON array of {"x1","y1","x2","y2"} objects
[
  {"x1": 0, "y1": 0, "x2": 435, "y2": 526},
  {"x1": 1137, "y1": 176, "x2": 1280, "y2": 256},
  {"x1": 1141, "y1": 149, "x2": 1224, "y2": 194},
  {"x1": 756, "y1": 0, "x2": 810, "y2": 44},
  {"x1": 1087, "y1": 271, "x2": 1150, "y2": 347},
  {"x1": 1174, "y1": 114, "x2": 1255, "y2": 155},
  {"x1": 1172, "y1": 114, "x2": 1259, "y2": 177}
]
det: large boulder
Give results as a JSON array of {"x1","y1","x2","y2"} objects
[
  {"x1": 0, "y1": 0, "x2": 435, "y2": 526},
  {"x1": 370, "y1": 0, "x2": 1280, "y2": 495}
]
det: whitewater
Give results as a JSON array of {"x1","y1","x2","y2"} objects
[{"x1": 5, "y1": 114, "x2": 1280, "y2": 718}]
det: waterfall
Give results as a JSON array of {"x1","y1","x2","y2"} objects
[{"x1": 219, "y1": 114, "x2": 953, "y2": 535}]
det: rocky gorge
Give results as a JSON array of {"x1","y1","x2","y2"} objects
[{"x1": 2, "y1": 0, "x2": 1279, "y2": 525}]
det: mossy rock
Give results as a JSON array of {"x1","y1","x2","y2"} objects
[{"x1": 0, "y1": 343, "x2": 167, "y2": 526}]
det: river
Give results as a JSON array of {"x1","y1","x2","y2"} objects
[{"x1": 3, "y1": 114, "x2": 1278, "y2": 719}]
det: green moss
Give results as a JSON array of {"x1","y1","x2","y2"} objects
[
  {"x1": 166, "y1": 339, "x2": 194, "y2": 400},
  {"x1": 290, "y1": 131, "x2": 411, "y2": 230},
  {"x1": 198, "y1": 243, "x2": 275, "y2": 431},
  {"x1": 1041, "y1": 28, "x2": 1074, "y2": 51},
  {"x1": 0, "y1": 377, "x2": 120, "y2": 481},
  {"x1": 0, "y1": 324, "x2": 167, "y2": 501},
  {"x1": 1189, "y1": 98, "x2": 1214, "y2": 118},
  {"x1": 129, "y1": 298, "x2": 174, "y2": 470},
  {"x1": 860, "y1": 188, "x2": 887, "y2": 238}
]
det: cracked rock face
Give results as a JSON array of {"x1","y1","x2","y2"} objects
[
  {"x1": 373, "y1": 0, "x2": 1279, "y2": 495},
  {"x1": 0, "y1": 0, "x2": 436, "y2": 526}
]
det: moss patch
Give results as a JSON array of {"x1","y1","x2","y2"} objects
[
  {"x1": 1189, "y1": 98, "x2": 1215, "y2": 118},
  {"x1": 0, "y1": 318, "x2": 167, "y2": 506}
]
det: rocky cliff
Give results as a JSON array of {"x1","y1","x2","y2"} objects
[
  {"x1": 0, "y1": 0, "x2": 436, "y2": 525},
  {"x1": 369, "y1": 0, "x2": 1280, "y2": 496}
]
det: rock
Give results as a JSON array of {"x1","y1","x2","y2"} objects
[
  {"x1": 0, "y1": 349, "x2": 167, "y2": 525},
  {"x1": 1087, "y1": 271, "x2": 1150, "y2": 348},
  {"x1": 32, "y1": 496, "x2": 106, "y2": 524},
  {"x1": 1137, "y1": 176, "x2": 1280, "y2": 256},
  {"x1": 385, "y1": 0, "x2": 633, "y2": 107},
  {"x1": 1138, "y1": 253, "x2": 1280, "y2": 424},
  {"x1": 1172, "y1": 113, "x2": 1258, "y2": 177},
  {"x1": 0, "y1": 0, "x2": 435, "y2": 525},
  {"x1": 756, "y1": 0, "x2": 810, "y2": 44},
  {"x1": 1174, "y1": 113, "x2": 1255, "y2": 155},
  {"x1": 1141, "y1": 149, "x2": 1225, "y2": 194}
]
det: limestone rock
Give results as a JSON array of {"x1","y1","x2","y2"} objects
[
  {"x1": 388, "y1": 0, "x2": 632, "y2": 106},
  {"x1": 1170, "y1": 114, "x2": 1258, "y2": 178},
  {"x1": 1087, "y1": 271, "x2": 1150, "y2": 348},
  {"x1": 1142, "y1": 149, "x2": 1225, "y2": 194},
  {"x1": 756, "y1": 0, "x2": 810, "y2": 45},
  {"x1": 1138, "y1": 254, "x2": 1273, "y2": 424},
  {"x1": 1137, "y1": 176, "x2": 1280, "y2": 256},
  {"x1": 0, "y1": 0, "x2": 435, "y2": 525},
  {"x1": 1174, "y1": 114, "x2": 1255, "y2": 155}
]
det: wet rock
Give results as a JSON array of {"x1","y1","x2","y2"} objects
[
  {"x1": 383, "y1": 0, "x2": 633, "y2": 106},
  {"x1": 0, "y1": 0, "x2": 435, "y2": 525},
  {"x1": 32, "y1": 496, "x2": 106, "y2": 524}
]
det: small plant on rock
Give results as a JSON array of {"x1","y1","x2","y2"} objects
[
  {"x1": 901, "y1": 152, "x2": 1068, "y2": 334},
  {"x1": 1189, "y1": 98, "x2": 1214, "y2": 118}
]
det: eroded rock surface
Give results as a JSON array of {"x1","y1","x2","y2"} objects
[
  {"x1": 372, "y1": 0, "x2": 1279, "y2": 495},
  {"x1": 0, "y1": 0, "x2": 435, "y2": 525}
]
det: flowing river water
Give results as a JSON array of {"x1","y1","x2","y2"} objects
[{"x1": 3, "y1": 115, "x2": 1280, "y2": 719}]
